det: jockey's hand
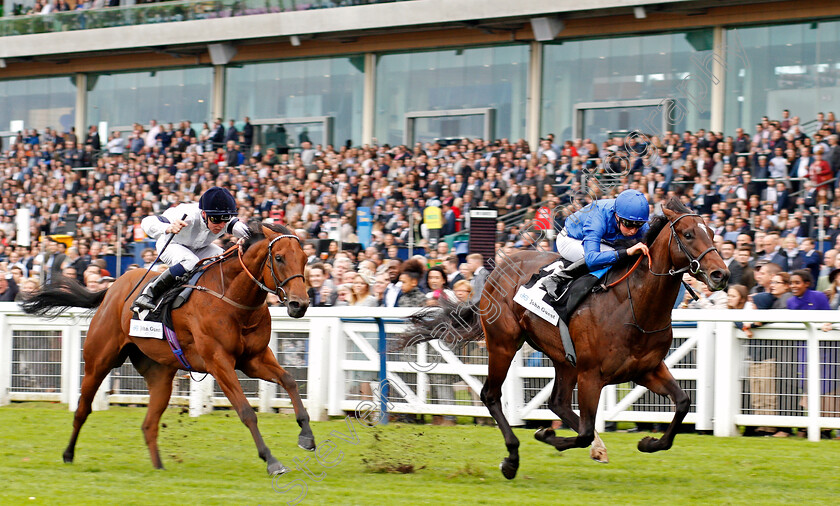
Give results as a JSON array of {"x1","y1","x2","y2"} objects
[
  {"x1": 626, "y1": 243, "x2": 649, "y2": 257},
  {"x1": 166, "y1": 219, "x2": 188, "y2": 234}
]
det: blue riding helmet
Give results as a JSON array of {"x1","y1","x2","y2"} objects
[
  {"x1": 614, "y1": 189, "x2": 649, "y2": 223},
  {"x1": 199, "y1": 187, "x2": 237, "y2": 216}
]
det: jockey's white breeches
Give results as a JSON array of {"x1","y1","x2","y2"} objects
[
  {"x1": 156, "y1": 240, "x2": 224, "y2": 271},
  {"x1": 555, "y1": 230, "x2": 616, "y2": 264}
]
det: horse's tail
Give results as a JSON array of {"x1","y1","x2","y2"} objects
[
  {"x1": 20, "y1": 275, "x2": 108, "y2": 318},
  {"x1": 401, "y1": 296, "x2": 485, "y2": 349}
]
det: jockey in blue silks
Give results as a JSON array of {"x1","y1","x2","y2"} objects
[{"x1": 544, "y1": 189, "x2": 651, "y2": 300}]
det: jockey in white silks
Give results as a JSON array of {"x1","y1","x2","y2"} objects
[{"x1": 131, "y1": 186, "x2": 250, "y2": 312}]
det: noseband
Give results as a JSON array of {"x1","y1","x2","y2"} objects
[
  {"x1": 650, "y1": 213, "x2": 719, "y2": 279},
  {"x1": 238, "y1": 234, "x2": 304, "y2": 304}
]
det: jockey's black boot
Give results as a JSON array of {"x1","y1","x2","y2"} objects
[
  {"x1": 131, "y1": 268, "x2": 179, "y2": 312},
  {"x1": 543, "y1": 259, "x2": 588, "y2": 301}
]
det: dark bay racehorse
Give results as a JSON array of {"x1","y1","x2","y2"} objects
[
  {"x1": 404, "y1": 198, "x2": 728, "y2": 479},
  {"x1": 21, "y1": 222, "x2": 314, "y2": 476}
]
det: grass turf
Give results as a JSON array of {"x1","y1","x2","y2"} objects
[{"x1": 2, "y1": 402, "x2": 839, "y2": 505}]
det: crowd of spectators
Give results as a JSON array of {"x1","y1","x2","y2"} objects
[
  {"x1": 291, "y1": 249, "x2": 486, "y2": 309},
  {"x1": 18, "y1": 0, "x2": 150, "y2": 15},
  {"x1": 10, "y1": 0, "x2": 400, "y2": 17},
  {"x1": 4, "y1": 108, "x2": 840, "y2": 309}
]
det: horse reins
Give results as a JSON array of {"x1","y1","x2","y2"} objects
[
  {"x1": 648, "y1": 213, "x2": 718, "y2": 279},
  {"x1": 613, "y1": 212, "x2": 721, "y2": 334},
  {"x1": 237, "y1": 234, "x2": 304, "y2": 304},
  {"x1": 606, "y1": 254, "x2": 648, "y2": 289},
  {"x1": 182, "y1": 234, "x2": 304, "y2": 309}
]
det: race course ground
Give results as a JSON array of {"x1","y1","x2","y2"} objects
[{"x1": 2, "y1": 403, "x2": 839, "y2": 505}]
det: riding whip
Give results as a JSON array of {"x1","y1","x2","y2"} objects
[{"x1": 124, "y1": 213, "x2": 188, "y2": 302}]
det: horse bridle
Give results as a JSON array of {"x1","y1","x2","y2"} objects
[
  {"x1": 623, "y1": 212, "x2": 720, "y2": 335},
  {"x1": 238, "y1": 234, "x2": 304, "y2": 304},
  {"x1": 649, "y1": 213, "x2": 719, "y2": 280}
]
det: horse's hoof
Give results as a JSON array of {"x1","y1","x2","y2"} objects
[
  {"x1": 589, "y1": 447, "x2": 609, "y2": 463},
  {"x1": 534, "y1": 428, "x2": 555, "y2": 443},
  {"x1": 298, "y1": 435, "x2": 316, "y2": 452},
  {"x1": 268, "y1": 461, "x2": 290, "y2": 476},
  {"x1": 637, "y1": 436, "x2": 658, "y2": 453},
  {"x1": 499, "y1": 457, "x2": 519, "y2": 480},
  {"x1": 62, "y1": 454, "x2": 73, "y2": 464}
]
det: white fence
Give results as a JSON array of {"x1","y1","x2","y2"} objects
[{"x1": 1, "y1": 303, "x2": 838, "y2": 441}]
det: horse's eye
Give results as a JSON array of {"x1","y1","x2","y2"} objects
[
  {"x1": 684, "y1": 232, "x2": 693, "y2": 239},
  {"x1": 274, "y1": 254, "x2": 284, "y2": 263}
]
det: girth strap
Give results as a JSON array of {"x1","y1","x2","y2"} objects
[{"x1": 182, "y1": 284, "x2": 267, "y2": 311}]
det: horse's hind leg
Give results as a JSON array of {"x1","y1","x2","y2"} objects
[
  {"x1": 132, "y1": 353, "x2": 178, "y2": 469},
  {"x1": 535, "y1": 363, "x2": 608, "y2": 463},
  {"x1": 64, "y1": 335, "x2": 126, "y2": 464},
  {"x1": 481, "y1": 330, "x2": 522, "y2": 480},
  {"x1": 243, "y1": 348, "x2": 315, "y2": 451},
  {"x1": 635, "y1": 362, "x2": 689, "y2": 453},
  {"x1": 207, "y1": 353, "x2": 288, "y2": 476},
  {"x1": 535, "y1": 370, "x2": 602, "y2": 453}
]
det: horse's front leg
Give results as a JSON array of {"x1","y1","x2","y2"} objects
[
  {"x1": 206, "y1": 352, "x2": 289, "y2": 476},
  {"x1": 635, "y1": 362, "x2": 689, "y2": 453},
  {"x1": 243, "y1": 348, "x2": 316, "y2": 451}
]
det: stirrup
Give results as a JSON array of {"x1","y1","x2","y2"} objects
[
  {"x1": 543, "y1": 273, "x2": 566, "y2": 300},
  {"x1": 132, "y1": 294, "x2": 156, "y2": 312}
]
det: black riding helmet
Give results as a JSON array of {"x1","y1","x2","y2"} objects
[{"x1": 199, "y1": 187, "x2": 237, "y2": 216}]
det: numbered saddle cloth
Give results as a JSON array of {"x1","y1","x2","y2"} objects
[{"x1": 514, "y1": 258, "x2": 601, "y2": 326}]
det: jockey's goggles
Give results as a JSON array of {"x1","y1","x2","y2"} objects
[
  {"x1": 207, "y1": 214, "x2": 233, "y2": 224},
  {"x1": 618, "y1": 217, "x2": 646, "y2": 229}
]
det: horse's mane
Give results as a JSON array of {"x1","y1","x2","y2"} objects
[
  {"x1": 242, "y1": 220, "x2": 295, "y2": 252},
  {"x1": 609, "y1": 197, "x2": 691, "y2": 272},
  {"x1": 643, "y1": 197, "x2": 691, "y2": 247},
  {"x1": 644, "y1": 216, "x2": 668, "y2": 247}
]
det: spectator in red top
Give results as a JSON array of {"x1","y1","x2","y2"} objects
[
  {"x1": 562, "y1": 140, "x2": 578, "y2": 157},
  {"x1": 808, "y1": 150, "x2": 832, "y2": 186}
]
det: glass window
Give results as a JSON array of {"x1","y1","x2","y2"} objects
[
  {"x1": 225, "y1": 56, "x2": 364, "y2": 148},
  {"x1": 724, "y1": 21, "x2": 840, "y2": 134},
  {"x1": 87, "y1": 67, "x2": 212, "y2": 129},
  {"x1": 375, "y1": 45, "x2": 529, "y2": 146},
  {"x1": 0, "y1": 76, "x2": 76, "y2": 134},
  {"x1": 542, "y1": 30, "x2": 713, "y2": 143}
]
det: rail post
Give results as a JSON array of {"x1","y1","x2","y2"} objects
[{"x1": 376, "y1": 317, "x2": 389, "y2": 425}]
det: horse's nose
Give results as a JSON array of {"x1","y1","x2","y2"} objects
[
  {"x1": 287, "y1": 299, "x2": 309, "y2": 317},
  {"x1": 709, "y1": 269, "x2": 729, "y2": 289}
]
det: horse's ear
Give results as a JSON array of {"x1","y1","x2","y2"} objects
[
  {"x1": 662, "y1": 207, "x2": 678, "y2": 220},
  {"x1": 261, "y1": 225, "x2": 276, "y2": 238}
]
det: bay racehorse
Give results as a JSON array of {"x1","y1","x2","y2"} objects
[
  {"x1": 21, "y1": 222, "x2": 314, "y2": 476},
  {"x1": 403, "y1": 198, "x2": 728, "y2": 479}
]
